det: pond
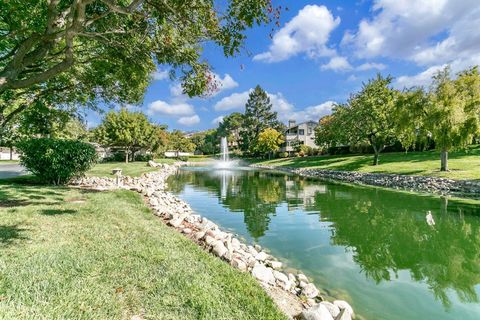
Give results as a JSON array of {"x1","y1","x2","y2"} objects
[{"x1": 166, "y1": 167, "x2": 480, "y2": 320}]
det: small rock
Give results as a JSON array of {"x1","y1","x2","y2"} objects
[
  {"x1": 301, "y1": 303, "x2": 334, "y2": 320},
  {"x1": 247, "y1": 246, "x2": 259, "y2": 256},
  {"x1": 231, "y1": 238, "x2": 241, "y2": 250},
  {"x1": 302, "y1": 283, "x2": 319, "y2": 299},
  {"x1": 335, "y1": 309, "x2": 353, "y2": 320},
  {"x1": 231, "y1": 258, "x2": 247, "y2": 272},
  {"x1": 251, "y1": 264, "x2": 275, "y2": 285},
  {"x1": 254, "y1": 244, "x2": 262, "y2": 251},
  {"x1": 288, "y1": 273, "x2": 297, "y2": 284},
  {"x1": 298, "y1": 273, "x2": 309, "y2": 282},
  {"x1": 212, "y1": 241, "x2": 228, "y2": 258},
  {"x1": 182, "y1": 228, "x2": 192, "y2": 234},
  {"x1": 267, "y1": 260, "x2": 283, "y2": 270},
  {"x1": 333, "y1": 300, "x2": 354, "y2": 319},
  {"x1": 255, "y1": 251, "x2": 268, "y2": 261},
  {"x1": 205, "y1": 235, "x2": 216, "y2": 246},
  {"x1": 273, "y1": 270, "x2": 289, "y2": 283},
  {"x1": 194, "y1": 231, "x2": 206, "y2": 240},
  {"x1": 320, "y1": 301, "x2": 340, "y2": 318}
]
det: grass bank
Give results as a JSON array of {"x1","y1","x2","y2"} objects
[
  {"x1": 0, "y1": 178, "x2": 286, "y2": 319},
  {"x1": 86, "y1": 159, "x2": 179, "y2": 177},
  {"x1": 0, "y1": 160, "x2": 19, "y2": 164},
  {"x1": 252, "y1": 145, "x2": 480, "y2": 180}
]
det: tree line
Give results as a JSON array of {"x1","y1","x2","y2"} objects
[{"x1": 315, "y1": 66, "x2": 480, "y2": 171}]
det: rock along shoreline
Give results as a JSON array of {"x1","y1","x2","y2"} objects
[
  {"x1": 250, "y1": 164, "x2": 480, "y2": 199},
  {"x1": 71, "y1": 163, "x2": 356, "y2": 320}
]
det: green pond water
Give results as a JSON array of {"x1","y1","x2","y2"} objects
[{"x1": 166, "y1": 167, "x2": 480, "y2": 320}]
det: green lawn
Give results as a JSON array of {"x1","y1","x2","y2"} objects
[
  {"x1": 253, "y1": 145, "x2": 480, "y2": 180},
  {"x1": 0, "y1": 178, "x2": 286, "y2": 320},
  {"x1": 0, "y1": 160, "x2": 19, "y2": 164},
  {"x1": 86, "y1": 161, "x2": 172, "y2": 177}
]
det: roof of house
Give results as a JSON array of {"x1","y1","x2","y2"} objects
[{"x1": 286, "y1": 121, "x2": 317, "y2": 130}]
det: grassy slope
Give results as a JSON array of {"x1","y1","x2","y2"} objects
[
  {"x1": 0, "y1": 179, "x2": 286, "y2": 320},
  {"x1": 86, "y1": 161, "x2": 165, "y2": 177},
  {"x1": 253, "y1": 145, "x2": 480, "y2": 180}
]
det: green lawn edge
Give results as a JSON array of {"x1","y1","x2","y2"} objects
[
  {"x1": 0, "y1": 180, "x2": 287, "y2": 320},
  {"x1": 250, "y1": 145, "x2": 480, "y2": 181}
]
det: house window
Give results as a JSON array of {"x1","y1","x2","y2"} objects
[
  {"x1": 299, "y1": 129, "x2": 304, "y2": 135},
  {"x1": 308, "y1": 127, "x2": 312, "y2": 135}
]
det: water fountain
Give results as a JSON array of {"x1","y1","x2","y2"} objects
[
  {"x1": 221, "y1": 136, "x2": 229, "y2": 163},
  {"x1": 215, "y1": 137, "x2": 236, "y2": 169}
]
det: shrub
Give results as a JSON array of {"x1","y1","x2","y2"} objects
[
  {"x1": 298, "y1": 151, "x2": 305, "y2": 157},
  {"x1": 278, "y1": 152, "x2": 289, "y2": 158},
  {"x1": 102, "y1": 152, "x2": 125, "y2": 162},
  {"x1": 17, "y1": 138, "x2": 97, "y2": 185},
  {"x1": 134, "y1": 153, "x2": 153, "y2": 161},
  {"x1": 177, "y1": 156, "x2": 189, "y2": 162}
]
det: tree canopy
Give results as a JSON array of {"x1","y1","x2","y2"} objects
[
  {"x1": 316, "y1": 75, "x2": 398, "y2": 165},
  {"x1": 395, "y1": 66, "x2": 480, "y2": 171},
  {"x1": 255, "y1": 128, "x2": 284, "y2": 159},
  {"x1": 241, "y1": 85, "x2": 282, "y2": 154},
  {"x1": 0, "y1": 0, "x2": 276, "y2": 128},
  {"x1": 92, "y1": 108, "x2": 166, "y2": 162}
]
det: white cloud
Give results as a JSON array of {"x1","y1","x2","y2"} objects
[
  {"x1": 344, "y1": 0, "x2": 480, "y2": 67},
  {"x1": 147, "y1": 100, "x2": 195, "y2": 116},
  {"x1": 178, "y1": 115, "x2": 200, "y2": 126},
  {"x1": 152, "y1": 69, "x2": 169, "y2": 80},
  {"x1": 347, "y1": 74, "x2": 358, "y2": 82},
  {"x1": 254, "y1": 5, "x2": 340, "y2": 62},
  {"x1": 210, "y1": 73, "x2": 239, "y2": 97},
  {"x1": 321, "y1": 56, "x2": 353, "y2": 71},
  {"x1": 170, "y1": 83, "x2": 184, "y2": 97},
  {"x1": 356, "y1": 62, "x2": 386, "y2": 71},
  {"x1": 395, "y1": 55, "x2": 480, "y2": 88},
  {"x1": 211, "y1": 116, "x2": 224, "y2": 125},
  {"x1": 214, "y1": 89, "x2": 334, "y2": 123},
  {"x1": 287, "y1": 101, "x2": 336, "y2": 123},
  {"x1": 214, "y1": 90, "x2": 251, "y2": 111}
]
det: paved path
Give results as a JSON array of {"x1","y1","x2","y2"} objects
[{"x1": 0, "y1": 163, "x2": 27, "y2": 179}]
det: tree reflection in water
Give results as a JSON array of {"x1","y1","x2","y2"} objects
[{"x1": 167, "y1": 168, "x2": 480, "y2": 308}]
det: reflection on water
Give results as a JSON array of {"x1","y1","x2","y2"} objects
[{"x1": 167, "y1": 167, "x2": 480, "y2": 320}]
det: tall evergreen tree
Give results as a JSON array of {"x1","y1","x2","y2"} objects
[{"x1": 241, "y1": 85, "x2": 281, "y2": 154}]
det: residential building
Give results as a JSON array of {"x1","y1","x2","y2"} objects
[{"x1": 281, "y1": 120, "x2": 318, "y2": 153}]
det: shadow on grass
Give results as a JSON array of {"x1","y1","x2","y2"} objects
[
  {"x1": 41, "y1": 209, "x2": 77, "y2": 216},
  {"x1": 0, "y1": 224, "x2": 28, "y2": 246}
]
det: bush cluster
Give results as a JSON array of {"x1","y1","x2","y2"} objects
[{"x1": 17, "y1": 138, "x2": 97, "y2": 185}]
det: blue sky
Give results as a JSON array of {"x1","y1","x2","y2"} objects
[{"x1": 87, "y1": 0, "x2": 480, "y2": 131}]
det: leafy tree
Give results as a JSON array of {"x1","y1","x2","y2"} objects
[
  {"x1": 0, "y1": 0, "x2": 276, "y2": 128},
  {"x1": 93, "y1": 108, "x2": 165, "y2": 162},
  {"x1": 15, "y1": 103, "x2": 87, "y2": 140},
  {"x1": 396, "y1": 66, "x2": 480, "y2": 171},
  {"x1": 254, "y1": 128, "x2": 284, "y2": 159},
  {"x1": 190, "y1": 129, "x2": 218, "y2": 155},
  {"x1": 314, "y1": 114, "x2": 344, "y2": 149},
  {"x1": 167, "y1": 130, "x2": 196, "y2": 155},
  {"x1": 319, "y1": 75, "x2": 399, "y2": 165},
  {"x1": 241, "y1": 85, "x2": 282, "y2": 154},
  {"x1": 217, "y1": 112, "x2": 244, "y2": 148}
]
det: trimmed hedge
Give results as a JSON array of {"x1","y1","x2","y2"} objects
[{"x1": 17, "y1": 138, "x2": 97, "y2": 185}]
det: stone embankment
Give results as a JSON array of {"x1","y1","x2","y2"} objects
[
  {"x1": 71, "y1": 163, "x2": 355, "y2": 320},
  {"x1": 251, "y1": 165, "x2": 480, "y2": 198}
]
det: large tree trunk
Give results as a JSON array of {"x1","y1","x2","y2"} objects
[
  {"x1": 373, "y1": 152, "x2": 379, "y2": 166},
  {"x1": 125, "y1": 148, "x2": 129, "y2": 163},
  {"x1": 440, "y1": 149, "x2": 448, "y2": 171},
  {"x1": 9, "y1": 147, "x2": 13, "y2": 160}
]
